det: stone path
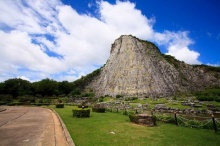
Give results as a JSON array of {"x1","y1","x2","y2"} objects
[{"x1": 0, "y1": 106, "x2": 74, "y2": 146}]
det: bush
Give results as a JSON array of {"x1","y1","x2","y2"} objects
[
  {"x1": 56, "y1": 104, "x2": 64, "y2": 108},
  {"x1": 92, "y1": 107, "x2": 106, "y2": 113},
  {"x1": 72, "y1": 108, "x2": 90, "y2": 118}
]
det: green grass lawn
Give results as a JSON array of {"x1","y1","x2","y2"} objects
[{"x1": 51, "y1": 105, "x2": 220, "y2": 146}]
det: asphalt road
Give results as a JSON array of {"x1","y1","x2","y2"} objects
[{"x1": 0, "y1": 106, "x2": 72, "y2": 146}]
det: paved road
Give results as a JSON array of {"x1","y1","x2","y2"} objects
[{"x1": 0, "y1": 106, "x2": 72, "y2": 146}]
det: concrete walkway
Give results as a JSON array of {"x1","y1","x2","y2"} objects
[{"x1": 0, "y1": 106, "x2": 74, "y2": 146}]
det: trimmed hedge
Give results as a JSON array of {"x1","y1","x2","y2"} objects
[
  {"x1": 72, "y1": 109, "x2": 90, "y2": 118},
  {"x1": 56, "y1": 104, "x2": 64, "y2": 108},
  {"x1": 92, "y1": 107, "x2": 106, "y2": 113}
]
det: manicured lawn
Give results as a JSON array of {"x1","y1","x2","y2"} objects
[{"x1": 51, "y1": 105, "x2": 220, "y2": 146}]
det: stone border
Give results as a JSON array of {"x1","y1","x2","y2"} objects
[{"x1": 49, "y1": 108, "x2": 75, "y2": 146}]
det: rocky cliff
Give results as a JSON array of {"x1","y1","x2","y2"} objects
[{"x1": 87, "y1": 35, "x2": 220, "y2": 98}]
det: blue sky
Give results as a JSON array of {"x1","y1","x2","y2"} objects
[{"x1": 0, "y1": 0, "x2": 219, "y2": 82}]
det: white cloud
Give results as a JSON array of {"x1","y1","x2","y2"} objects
[
  {"x1": 99, "y1": 0, "x2": 155, "y2": 39},
  {"x1": 0, "y1": 31, "x2": 65, "y2": 73},
  {"x1": 167, "y1": 45, "x2": 200, "y2": 64},
  {"x1": 0, "y1": 0, "x2": 202, "y2": 82},
  {"x1": 154, "y1": 31, "x2": 201, "y2": 64},
  {"x1": 0, "y1": 30, "x2": 66, "y2": 75}
]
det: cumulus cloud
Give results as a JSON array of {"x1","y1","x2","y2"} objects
[
  {"x1": 154, "y1": 31, "x2": 201, "y2": 64},
  {"x1": 0, "y1": 0, "x2": 201, "y2": 82},
  {"x1": 99, "y1": 0, "x2": 155, "y2": 39}
]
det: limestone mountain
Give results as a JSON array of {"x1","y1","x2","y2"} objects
[{"x1": 86, "y1": 35, "x2": 220, "y2": 98}]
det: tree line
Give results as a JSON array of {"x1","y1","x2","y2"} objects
[{"x1": 0, "y1": 68, "x2": 101, "y2": 103}]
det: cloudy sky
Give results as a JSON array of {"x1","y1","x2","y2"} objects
[{"x1": 0, "y1": 0, "x2": 219, "y2": 82}]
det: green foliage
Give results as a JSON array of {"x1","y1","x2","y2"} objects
[
  {"x1": 155, "y1": 113, "x2": 220, "y2": 130},
  {"x1": 152, "y1": 115, "x2": 157, "y2": 126},
  {"x1": 99, "y1": 98, "x2": 104, "y2": 102},
  {"x1": 162, "y1": 54, "x2": 181, "y2": 68},
  {"x1": 57, "y1": 97, "x2": 68, "y2": 103},
  {"x1": 73, "y1": 68, "x2": 101, "y2": 90},
  {"x1": 195, "y1": 87, "x2": 220, "y2": 102},
  {"x1": 128, "y1": 114, "x2": 139, "y2": 123},
  {"x1": 72, "y1": 108, "x2": 90, "y2": 118},
  {"x1": 56, "y1": 104, "x2": 64, "y2": 108},
  {"x1": 70, "y1": 88, "x2": 81, "y2": 97},
  {"x1": 155, "y1": 114, "x2": 176, "y2": 124},
  {"x1": 32, "y1": 78, "x2": 59, "y2": 97},
  {"x1": 0, "y1": 101, "x2": 7, "y2": 105},
  {"x1": 0, "y1": 78, "x2": 33, "y2": 97},
  {"x1": 0, "y1": 78, "x2": 77, "y2": 100},
  {"x1": 193, "y1": 64, "x2": 220, "y2": 72},
  {"x1": 125, "y1": 97, "x2": 138, "y2": 101},
  {"x1": 172, "y1": 96, "x2": 177, "y2": 100},
  {"x1": 58, "y1": 81, "x2": 74, "y2": 95},
  {"x1": 81, "y1": 92, "x2": 95, "y2": 97},
  {"x1": 7, "y1": 103, "x2": 16, "y2": 106},
  {"x1": 0, "y1": 94, "x2": 13, "y2": 103},
  {"x1": 7, "y1": 102, "x2": 24, "y2": 106},
  {"x1": 92, "y1": 107, "x2": 106, "y2": 113},
  {"x1": 116, "y1": 94, "x2": 123, "y2": 98},
  {"x1": 123, "y1": 109, "x2": 128, "y2": 115},
  {"x1": 18, "y1": 96, "x2": 35, "y2": 103}
]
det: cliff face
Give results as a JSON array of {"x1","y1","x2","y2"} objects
[{"x1": 88, "y1": 35, "x2": 220, "y2": 98}]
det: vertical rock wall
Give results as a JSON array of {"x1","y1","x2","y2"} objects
[{"x1": 88, "y1": 35, "x2": 220, "y2": 98}]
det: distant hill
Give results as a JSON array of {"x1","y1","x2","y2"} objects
[{"x1": 75, "y1": 35, "x2": 220, "y2": 98}]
